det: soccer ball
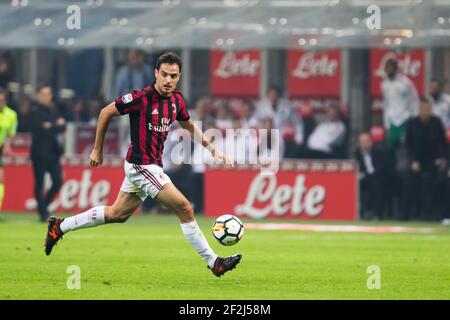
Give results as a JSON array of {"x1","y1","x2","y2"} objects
[{"x1": 212, "y1": 214, "x2": 244, "y2": 246}]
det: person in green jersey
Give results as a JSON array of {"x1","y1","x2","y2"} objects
[{"x1": 0, "y1": 88, "x2": 18, "y2": 209}]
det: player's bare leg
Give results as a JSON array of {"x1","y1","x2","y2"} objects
[
  {"x1": 155, "y1": 183, "x2": 241, "y2": 277},
  {"x1": 45, "y1": 191, "x2": 141, "y2": 255}
]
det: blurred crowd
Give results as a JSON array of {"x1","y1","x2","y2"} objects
[
  {"x1": 0, "y1": 48, "x2": 449, "y2": 221},
  {"x1": 356, "y1": 59, "x2": 450, "y2": 222}
]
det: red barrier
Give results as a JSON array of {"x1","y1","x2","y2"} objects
[
  {"x1": 2, "y1": 156, "x2": 129, "y2": 214},
  {"x1": 205, "y1": 161, "x2": 358, "y2": 220}
]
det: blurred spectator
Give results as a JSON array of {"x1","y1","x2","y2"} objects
[
  {"x1": 258, "y1": 117, "x2": 284, "y2": 166},
  {"x1": 296, "y1": 101, "x2": 317, "y2": 158},
  {"x1": 429, "y1": 78, "x2": 450, "y2": 129},
  {"x1": 298, "y1": 102, "x2": 317, "y2": 146},
  {"x1": 403, "y1": 98, "x2": 448, "y2": 221},
  {"x1": 88, "y1": 95, "x2": 105, "y2": 125},
  {"x1": 17, "y1": 97, "x2": 33, "y2": 132},
  {"x1": 67, "y1": 49, "x2": 103, "y2": 100},
  {"x1": 381, "y1": 58, "x2": 419, "y2": 148},
  {"x1": 238, "y1": 100, "x2": 259, "y2": 129},
  {"x1": 190, "y1": 97, "x2": 212, "y2": 123},
  {"x1": 305, "y1": 106, "x2": 346, "y2": 159},
  {"x1": 253, "y1": 86, "x2": 303, "y2": 158},
  {"x1": 225, "y1": 118, "x2": 258, "y2": 165},
  {"x1": 0, "y1": 51, "x2": 13, "y2": 89},
  {"x1": 214, "y1": 102, "x2": 233, "y2": 132},
  {"x1": 355, "y1": 132, "x2": 391, "y2": 220},
  {"x1": 66, "y1": 98, "x2": 90, "y2": 123},
  {"x1": 112, "y1": 49, "x2": 153, "y2": 99},
  {"x1": 0, "y1": 88, "x2": 18, "y2": 210},
  {"x1": 30, "y1": 84, "x2": 66, "y2": 222}
]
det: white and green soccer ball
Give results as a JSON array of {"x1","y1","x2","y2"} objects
[{"x1": 212, "y1": 214, "x2": 244, "y2": 246}]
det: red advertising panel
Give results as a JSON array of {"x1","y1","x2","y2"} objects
[
  {"x1": 10, "y1": 133, "x2": 31, "y2": 156},
  {"x1": 3, "y1": 162, "x2": 127, "y2": 213},
  {"x1": 205, "y1": 161, "x2": 358, "y2": 220},
  {"x1": 288, "y1": 49, "x2": 341, "y2": 98},
  {"x1": 370, "y1": 48, "x2": 425, "y2": 97},
  {"x1": 210, "y1": 50, "x2": 261, "y2": 97},
  {"x1": 76, "y1": 125, "x2": 120, "y2": 155}
]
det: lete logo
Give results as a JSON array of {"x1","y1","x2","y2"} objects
[
  {"x1": 292, "y1": 52, "x2": 338, "y2": 79},
  {"x1": 235, "y1": 174, "x2": 326, "y2": 218},
  {"x1": 374, "y1": 52, "x2": 422, "y2": 79},
  {"x1": 214, "y1": 52, "x2": 260, "y2": 79},
  {"x1": 25, "y1": 170, "x2": 111, "y2": 211}
]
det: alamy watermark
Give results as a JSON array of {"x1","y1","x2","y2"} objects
[
  {"x1": 66, "y1": 265, "x2": 81, "y2": 290},
  {"x1": 66, "y1": 5, "x2": 81, "y2": 30},
  {"x1": 366, "y1": 5, "x2": 381, "y2": 30},
  {"x1": 353, "y1": 5, "x2": 381, "y2": 30},
  {"x1": 366, "y1": 265, "x2": 381, "y2": 290}
]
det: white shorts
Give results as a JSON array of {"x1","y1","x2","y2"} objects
[{"x1": 120, "y1": 161, "x2": 172, "y2": 201}]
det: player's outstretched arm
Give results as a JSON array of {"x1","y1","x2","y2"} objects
[
  {"x1": 89, "y1": 102, "x2": 121, "y2": 167},
  {"x1": 178, "y1": 119, "x2": 233, "y2": 166}
]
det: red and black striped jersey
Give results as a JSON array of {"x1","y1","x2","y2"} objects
[{"x1": 114, "y1": 84, "x2": 190, "y2": 167}]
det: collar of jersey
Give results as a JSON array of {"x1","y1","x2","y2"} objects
[{"x1": 152, "y1": 83, "x2": 172, "y2": 99}]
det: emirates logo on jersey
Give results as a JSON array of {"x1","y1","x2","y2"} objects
[{"x1": 148, "y1": 117, "x2": 171, "y2": 132}]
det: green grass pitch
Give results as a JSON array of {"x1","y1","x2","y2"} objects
[{"x1": 0, "y1": 212, "x2": 449, "y2": 300}]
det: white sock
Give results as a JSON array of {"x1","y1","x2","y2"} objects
[
  {"x1": 180, "y1": 220, "x2": 218, "y2": 268},
  {"x1": 60, "y1": 206, "x2": 106, "y2": 234}
]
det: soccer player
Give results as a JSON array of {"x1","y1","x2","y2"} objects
[
  {"x1": 44, "y1": 52, "x2": 242, "y2": 277},
  {"x1": 0, "y1": 89, "x2": 18, "y2": 210}
]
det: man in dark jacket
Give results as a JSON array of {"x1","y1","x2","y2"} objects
[
  {"x1": 355, "y1": 132, "x2": 391, "y2": 220},
  {"x1": 404, "y1": 98, "x2": 448, "y2": 221},
  {"x1": 30, "y1": 84, "x2": 66, "y2": 222}
]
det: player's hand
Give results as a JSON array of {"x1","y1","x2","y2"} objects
[
  {"x1": 211, "y1": 148, "x2": 234, "y2": 167},
  {"x1": 89, "y1": 149, "x2": 103, "y2": 167}
]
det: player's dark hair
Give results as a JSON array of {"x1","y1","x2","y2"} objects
[
  {"x1": 36, "y1": 83, "x2": 51, "y2": 94},
  {"x1": 156, "y1": 52, "x2": 182, "y2": 71},
  {"x1": 0, "y1": 87, "x2": 5, "y2": 96},
  {"x1": 385, "y1": 58, "x2": 398, "y2": 70}
]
